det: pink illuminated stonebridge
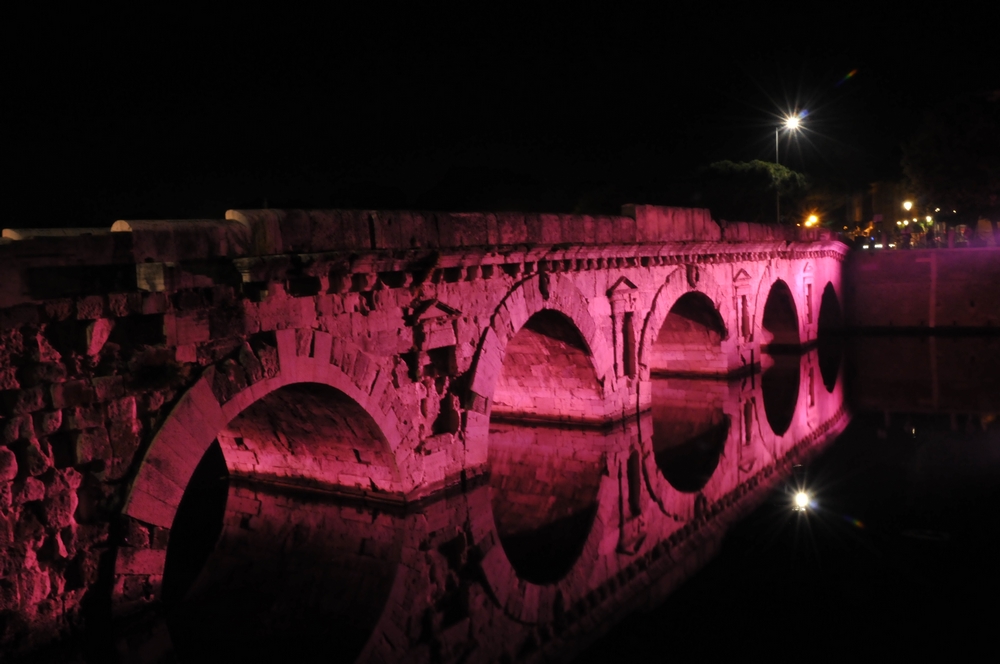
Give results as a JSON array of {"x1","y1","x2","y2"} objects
[{"x1": 0, "y1": 206, "x2": 849, "y2": 661}]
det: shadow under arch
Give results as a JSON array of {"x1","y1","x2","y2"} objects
[
  {"x1": 761, "y1": 279, "x2": 800, "y2": 351},
  {"x1": 647, "y1": 291, "x2": 728, "y2": 377},
  {"x1": 817, "y1": 281, "x2": 843, "y2": 392}
]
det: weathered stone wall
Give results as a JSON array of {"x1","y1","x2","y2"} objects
[{"x1": 0, "y1": 205, "x2": 847, "y2": 658}]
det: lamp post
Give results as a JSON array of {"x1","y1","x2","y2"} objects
[{"x1": 775, "y1": 114, "x2": 802, "y2": 224}]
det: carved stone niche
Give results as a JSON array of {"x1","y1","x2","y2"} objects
[
  {"x1": 733, "y1": 268, "x2": 753, "y2": 343},
  {"x1": 686, "y1": 263, "x2": 700, "y2": 289},
  {"x1": 406, "y1": 299, "x2": 462, "y2": 379},
  {"x1": 607, "y1": 277, "x2": 638, "y2": 380}
]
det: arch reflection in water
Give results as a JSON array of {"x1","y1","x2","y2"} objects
[
  {"x1": 650, "y1": 378, "x2": 731, "y2": 493},
  {"x1": 133, "y1": 351, "x2": 848, "y2": 664},
  {"x1": 817, "y1": 282, "x2": 844, "y2": 393},
  {"x1": 487, "y1": 423, "x2": 605, "y2": 584},
  {"x1": 761, "y1": 354, "x2": 802, "y2": 436},
  {"x1": 164, "y1": 480, "x2": 404, "y2": 663}
]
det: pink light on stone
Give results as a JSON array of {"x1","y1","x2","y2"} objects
[
  {"x1": 649, "y1": 291, "x2": 728, "y2": 377},
  {"x1": 491, "y1": 309, "x2": 604, "y2": 424},
  {"x1": 216, "y1": 383, "x2": 400, "y2": 494}
]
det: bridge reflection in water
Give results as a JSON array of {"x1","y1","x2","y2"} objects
[{"x1": 129, "y1": 346, "x2": 847, "y2": 663}]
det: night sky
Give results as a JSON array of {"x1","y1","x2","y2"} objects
[{"x1": 9, "y1": 6, "x2": 999, "y2": 228}]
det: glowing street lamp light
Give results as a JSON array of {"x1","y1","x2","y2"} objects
[
  {"x1": 776, "y1": 113, "x2": 804, "y2": 224},
  {"x1": 805, "y1": 214, "x2": 819, "y2": 227},
  {"x1": 903, "y1": 200, "x2": 913, "y2": 211}
]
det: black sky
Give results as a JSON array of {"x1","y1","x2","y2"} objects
[{"x1": 8, "y1": 5, "x2": 999, "y2": 227}]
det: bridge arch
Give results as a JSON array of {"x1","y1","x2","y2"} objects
[
  {"x1": 115, "y1": 329, "x2": 413, "y2": 613},
  {"x1": 463, "y1": 273, "x2": 617, "y2": 616},
  {"x1": 467, "y1": 272, "x2": 614, "y2": 423},
  {"x1": 638, "y1": 268, "x2": 731, "y2": 379},
  {"x1": 759, "y1": 278, "x2": 801, "y2": 350}
]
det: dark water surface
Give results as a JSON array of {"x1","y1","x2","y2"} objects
[{"x1": 579, "y1": 335, "x2": 1000, "y2": 661}]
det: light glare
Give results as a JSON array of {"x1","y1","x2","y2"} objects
[{"x1": 794, "y1": 492, "x2": 810, "y2": 508}]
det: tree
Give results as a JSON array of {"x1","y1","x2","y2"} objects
[
  {"x1": 901, "y1": 92, "x2": 1000, "y2": 222},
  {"x1": 691, "y1": 160, "x2": 810, "y2": 224}
]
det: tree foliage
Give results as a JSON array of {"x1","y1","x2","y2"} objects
[
  {"x1": 691, "y1": 160, "x2": 810, "y2": 223},
  {"x1": 901, "y1": 92, "x2": 1000, "y2": 221}
]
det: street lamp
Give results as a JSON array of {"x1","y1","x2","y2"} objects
[{"x1": 776, "y1": 114, "x2": 803, "y2": 224}]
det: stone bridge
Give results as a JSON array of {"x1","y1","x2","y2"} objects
[{"x1": 0, "y1": 205, "x2": 848, "y2": 659}]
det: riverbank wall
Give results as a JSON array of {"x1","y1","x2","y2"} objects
[{"x1": 844, "y1": 247, "x2": 1000, "y2": 331}]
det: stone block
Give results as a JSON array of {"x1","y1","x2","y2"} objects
[
  {"x1": 43, "y1": 299, "x2": 75, "y2": 322},
  {"x1": 75, "y1": 295, "x2": 106, "y2": 320},
  {"x1": 3, "y1": 386, "x2": 47, "y2": 415},
  {"x1": 116, "y1": 547, "x2": 167, "y2": 575},
  {"x1": 2, "y1": 415, "x2": 34, "y2": 443},
  {"x1": 63, "y1": 404, "x2": 105, "y2": 431},
  {"x1": 15, "y1": 476, "x2": 45, "y2": 504},
  {"x1": 496, "y1": 213, "x2": 527, "y2": 245},
  {"x1": 108, "y1": 292, "x2": 143, "y2": 317},
  {"x1": 92, "y1": 375, "x2": 125, "y2": 402},
  {"x1": 0, "y1": 366, "x2": 18, "y2": 391},
  {"x1": 164, "y1": 311, "x2": 210, "y2": 347},
  {"x1": 50, "y1": 381, "x2": 94, "y2": 410},
  {"x1": 72, "y1": 428, "x2": 111, "y2": 466},
  {"x1": 0, "y1": 447, "x2": 16, "y2": 481}
]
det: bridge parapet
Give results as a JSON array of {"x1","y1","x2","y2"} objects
[{"x1": 3, "y1": 205, "x2": 834, "y2": 269}]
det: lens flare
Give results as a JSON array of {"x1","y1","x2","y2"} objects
[{"x1": 835, "y1": 69, "x2": 858, "y2": 86}]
